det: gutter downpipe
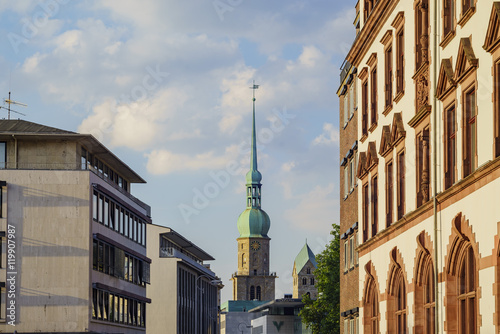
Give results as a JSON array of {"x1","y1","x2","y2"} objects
[{"x1": 432, "y1": 0, "x2": 440, "y2": 332}]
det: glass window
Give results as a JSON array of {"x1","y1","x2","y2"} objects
[
  {"x1": 104, "y1": 199, "x2": 109, "y2": 227},
  {"x1": 81, "y1": 147, "x2": 87, "y2": 170},
  {"x1": 93, "y1": 192, "x2": 98, "y2": 221}
]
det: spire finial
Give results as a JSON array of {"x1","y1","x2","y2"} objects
[{"x1": 249, "y1": 81, "x2": 259, "y2": 172}]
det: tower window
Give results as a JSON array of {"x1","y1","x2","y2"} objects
[
  {"x1": 256, "y1": 286, "x2": 261, "y2": 300},
  {"x1": 254, "y1": 269, "x2": 257, "y2": 275},
  {"x1": 250, "y1": 286, "x2": 255, "y2": 300}
]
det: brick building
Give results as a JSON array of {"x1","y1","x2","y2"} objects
[{"x1": 337, "y1": 6, "x2": 360, "y2": 331}]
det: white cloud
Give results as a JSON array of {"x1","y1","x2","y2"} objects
[
  {"x1": 284, "y1": 183, "x2": 337, "y2": 232},
  {"x1": 145, "y1": 144, "x2": 241, "y2": 175},
  {"x1": 218, "y1": 67, "x2": 256, "y2": 134},
  {"x1": 281, "y1": 161, "x2": 295, "y2": 172},
  {"x1": 298, "y1": 46, "x2": 323, "y2": 67},
  {"x1": 313, "y1": 123, "x2": 339, "y2": 146},
  {"x1": 78, "y1": 87, "x2": 188, "y2": 150}
]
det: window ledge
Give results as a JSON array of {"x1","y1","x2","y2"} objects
[
  {"x1": 458, "y1": 7, "x2": 475, "y2": 27},
  {"x1": 368, "y1": 122, "x2": 378, "y2": 133},
  {"x1": 360, "y1": 133, "x2": 368, "y2": 143},
  {"x1": 383, "y1": 104, "x2": 393, "y2": 116},
  {"x1": 394, "y1": 90, "x2": 404, "y2": 103},
  {"x1": 440, "y1": 30, "x2": 456, "y2": 49}
]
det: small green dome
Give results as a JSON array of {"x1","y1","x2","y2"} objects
[
  {"x1": 246, "y1": 169, "x2": 262, "y2": 184},
  {"x1": 237, "y1": 208, "x2": 270, "y2": 238}
]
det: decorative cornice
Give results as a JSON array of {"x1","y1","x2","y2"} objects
[
  {"x1": 346, "y1": 0, "x2": 400, "y2": 66},
  {"x1": 408, "y1": 105, "x2": 431, "y2": 128}
]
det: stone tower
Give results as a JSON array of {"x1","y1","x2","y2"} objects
[
  {"x1": 230, "y1": 83, "x2": 276, "y2": 301},
  {"x1": 293, "y1": 242, "x2": 318, "y2": 299}
]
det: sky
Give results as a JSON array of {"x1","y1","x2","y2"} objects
[{"x1": 0, "y1": 0, "x2": 356, "y2": 302}]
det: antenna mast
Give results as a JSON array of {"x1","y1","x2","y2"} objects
[{"x1": 2, "y1": 92, "x2": 27, "y2": 119}]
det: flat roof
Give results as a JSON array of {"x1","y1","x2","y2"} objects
[
  {"x1": 160, "y1": 228, "x2": 215, "y2": 261},
  {"x1": 248, "y1": 298, "x2": 304, "y2": 313},
  {"x1": 0, "y1": 120, "x2": 146, "y2": 183}
]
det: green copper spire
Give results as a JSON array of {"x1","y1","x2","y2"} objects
[
  {"x1": 246, "y1": 81, "x2": 262, "y2": 186},
  {"x1": 237, "y1": 82, "x2": 270, "y2": 238}
]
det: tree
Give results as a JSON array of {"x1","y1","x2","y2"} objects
[{"x1": 300, "y1": 224, "x2": 340, "y2": 333}]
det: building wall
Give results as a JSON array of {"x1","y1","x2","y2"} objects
[
  {"x1": 0, "y1": 170, "x2": 91, "y2": 332},
  {"x1": 292, "y1": 261, "x2": 317, "y2": 300},
  {"x1": 6, "y1": 139, "x2": 80, "y2": 169},
  {"x1": 345, "y1": 0, "x2": 500, "y2": 332},
  {"x1": 338, "y1": 62, "x2": 359, "y2": 334},
  {"x1": 233, "y1": 237, "x2": 275, "y2": 301},
  {"x1": 146, "y1": 224, "x2": 179, "y2": 334}
]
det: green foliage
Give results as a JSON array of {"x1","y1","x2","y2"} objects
[{"x1": 299, "y1": 224, "x2": 340, "y2": 334}]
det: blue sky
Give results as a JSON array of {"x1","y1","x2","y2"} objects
[{"x1": 0, "y1": 0, "x2": 356, "y2": 302}]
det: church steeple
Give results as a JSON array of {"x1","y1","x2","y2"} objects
[
  {"x1": 232, "y1": 81, "x2": 276, "y2": 302},
  {"x1": 246, "y1": 81, "x2": 263, "y2": 209},
  {"x1": 237, "y1": 82, "x2": 270, "y2": 238}
]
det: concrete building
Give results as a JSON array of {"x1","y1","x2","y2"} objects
[
  {"x1": 340, "y1": 0, "x2": 500, "y2": 332},
  {"x1": 146, "y1": 224, "x2": 221, "y2": 334},
  {"x1": 0, "y1": 120, "x2": 151, "y2": 333},
  {"x1": 220, "y1": 300, "x2": 266, "y2": 334},
  {"x1": 230, "y1": 87, "x2": 276, "y2": 302},
  {"x1": 292, "y1": 242, "x2": 318, "y2": 300},
  {"x1": 248, "y1": 299, "x2": 313, "y2": 334}
]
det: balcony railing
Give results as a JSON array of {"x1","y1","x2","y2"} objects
[{"x1": 232, "y1": 271, "x2": 277, "y2": 277}]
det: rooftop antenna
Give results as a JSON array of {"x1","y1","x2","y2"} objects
[{"x1": 2, "y1": 92, "x2": 27, "y2": 119}]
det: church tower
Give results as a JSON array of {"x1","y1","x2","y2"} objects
[
  {"x1": 292, "y1": 241, "x2": 318, "y2": 299},
  {"x1": 230, "y1": 83, "x2": 276, "y2": 301}
]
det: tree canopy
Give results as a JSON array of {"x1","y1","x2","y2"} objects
[{"x1": 300, "y1": 224, "x2": 340, "y2": 333}]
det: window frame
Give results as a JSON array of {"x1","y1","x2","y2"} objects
[
  {"x1": 445, "y1": 102, "x2": 457, "y2": 189},
  {"x1": 386, "y1": 160, "x2": 394, "y2": 228},
  {"x1": 397, "y1": 150, "x2": 405, "y2": 221},
  {"x1": 371, "y1": 174, "x2": 378, "y2": 237},
  {"x1": 462, "y1": 84, "x2": 477, "y2": 178}
]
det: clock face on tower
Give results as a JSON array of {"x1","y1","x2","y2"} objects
[{"x1": 251, "y1": 240, "x2": 261, "y2": 251}]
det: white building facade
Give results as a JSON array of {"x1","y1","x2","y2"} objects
[{"x1": 344, "y1": 0, "x2": 500, "y2": 332}]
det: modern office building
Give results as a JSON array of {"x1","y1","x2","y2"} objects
[
  {"x1": 0, "y1": 120, "x2": 151, "y2": 333},
  {"x1": 146, "y1": 224, "x2": 221, "y2": 334},
  {"x1": 340, "y1": 0, "x2": 500, "y2": 332}
]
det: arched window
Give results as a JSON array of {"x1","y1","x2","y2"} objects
[
  {"x1": 366, "y1": 281, "x2": 379, "y2": 334},
  {"x1": 458, "y1": 245, "x2": 476, "y2": 334},
  {"x1": 444, "y1": 213, "x2": 477, "y2": 334},
  {"x1": 387, "y1": 248, "x2": 407, "y2": 334},
  {"x1": 302, "y1": 278, "x2": 307, "y2": 285},
  {"x1": 307, "y1": 268, "x2": 311, "y2": 274},
  {"x1": 363, "y1": 261, "x2": 379, "y2": 334},
  {"x1": 414, "y1": 232, "x2": 435, "y2": 334},
  {"x1": 310, "y1": 278, "x2": 315, "y2": 285},
  {"x1": 241, "y1": 253, "x2": 246, "y2": 267},
  {"x1": 250, "y1": 286, "x2": 255, "y2": 300},
  {"x1": 256, "y1": 286, "x2": 261, "y2": 301},
  {"x1": 423, "y1": 261, "x2": 435, "y2": 334},
  {"x1": 394, "y1": 273, "x2": 407, "y2": 333}
]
